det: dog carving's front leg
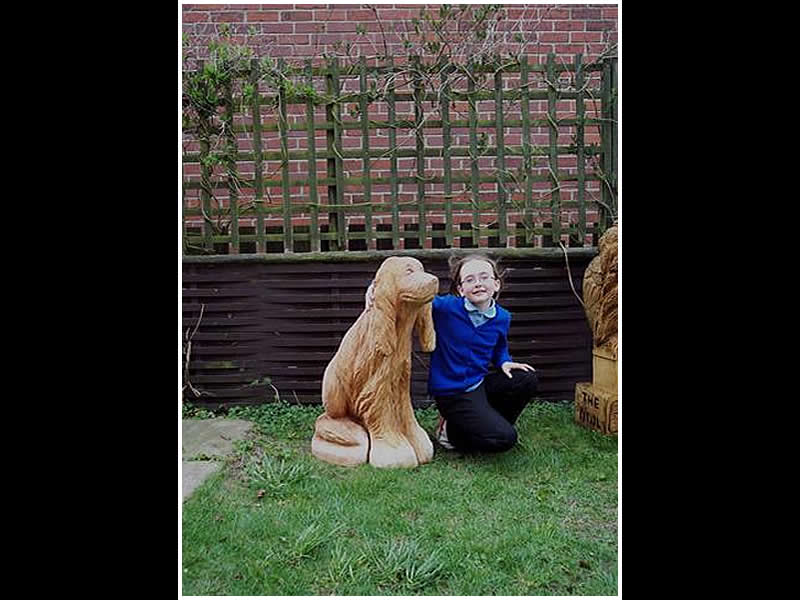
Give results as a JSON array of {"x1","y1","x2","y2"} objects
[
  {"x1": 396, "y1": 388, "x2": 433, "y2": 465},
  {"x1": 406, "y1": 422, "x2": 434, "y2": 464},
  {"x1": 354, "y1": 376, "x2": 420, "y2": 469}
]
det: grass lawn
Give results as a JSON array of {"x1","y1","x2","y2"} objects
[{"x1": 181, "y1": 401, "x2": 618, "y2": 596}]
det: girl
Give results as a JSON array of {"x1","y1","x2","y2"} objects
[{"x1": 368, "y1": 253, "x2": 537, "y2": 453}]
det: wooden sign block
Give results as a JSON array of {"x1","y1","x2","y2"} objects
[
  {"x1": 592, "y1": 345, "x2": 617, "y2": 392},
  {"x1": 574, "y1": 381, "x2": 618, "y2": 436}
]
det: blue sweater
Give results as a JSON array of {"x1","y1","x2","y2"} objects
[{"x1": 427, "y1": 295, "x2": 513, "y2": 396}]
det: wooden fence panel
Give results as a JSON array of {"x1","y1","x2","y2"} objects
[{"x1": 182, "y1": 249, "x2": 595, "y2": 409}]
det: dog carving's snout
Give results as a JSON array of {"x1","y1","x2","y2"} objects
[
  {"x1": 407, "y1": 271, "x2": 438, "y2": 301},
  {"x1": 421, "y1": 273, "x2": 438, "y2": 298}
]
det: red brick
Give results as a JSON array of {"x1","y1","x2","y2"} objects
[
  {"x1": 280, "y1": 10, "x2": 313, "y2": 21},
  {"x1": 327, "y1": 22, "x2": 357, "y2": 33},
  {"x1": 315, "y1": 9, "x2": 346, "y2": 20},
  {"x1": 262, "y1": 23, "x2": 293, "y2": 33},
  {"x1": 525, "y1": 20, "x2": 552, "y2": 32},
  {"x1": 375, "y1": 9, "x2": 415, "y2": 19},
  {"x1": 571, "y1": 32, "x2": 603, "y2": 43},
  {"x1": 571, "y1": 8, "x2": 602, "y2": 19},
  {"x1": 587, "y1": 43, "x2": 615, "y2": 55},
  {"x1": 539, "y1": 32, "x2": 569, "y2": 43},
  {"x1": 556, "y1": 44, "x2": 591, "y2": 54},
  {"x1": 347, "y1": 9, "x2": 376, "y2": 20},
  {"x1": 278, "y1": 34, "x2": 309, "y2": 45},
  {"x1": 507, "y1": 7, "x2": 540, "y2": 19},
  {"x1": 246, "y1": 10, "x2": 279, "y2": 22},
  {"x1": 291, "y1": 45, "x2": 317, "y2": 56},
  {"x1": 294, "y1": 22, "x2": 326, "y2": 33},
  {"x1": 553, "y1": 20, "x2": 584, "y2": 31},
  {"x1": 543, "y1": 9, "x2": 570, "y2": 19},
  {"x1": 210, "y1": 11, "x2": 244, "y2": 22},
  {"x1": 302, "y1": 33, "x2": 338, "y2": 45},
  {"x1": 182, "y1": 11, "x2": 208, "y2": 23},
  {"x1": 587, "y1": 21, "x2": 617, "y2": 31}
]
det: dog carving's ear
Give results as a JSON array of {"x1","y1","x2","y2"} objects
[
  {"x1": 414, "y1": 301, "x2": 436, "y2": 352},
  {"x1": 371, "y1": 272, "x2": 397, "y2": 356}
]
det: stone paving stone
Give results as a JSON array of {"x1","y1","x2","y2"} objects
[
  {"x1": 181, "y1": 419, "x2": 253, "y2": 501},
  {"x1": 182, "y1": 461, "x2": 222, "y2": 500},
  {"x1": 182, "y1": 419, "x2": 253, "y2": 458}
]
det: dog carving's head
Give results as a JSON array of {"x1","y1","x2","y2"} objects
[{"x1": 372, "y1": 257, "x2": 438, "y2": 355}]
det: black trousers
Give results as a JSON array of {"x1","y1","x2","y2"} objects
[{"x1": 434, "y1": 370, "x2": 538, "y2": 453}]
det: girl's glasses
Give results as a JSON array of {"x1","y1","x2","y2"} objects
[{"x1": 461, "y1": 274, "x2": 496, "y2": 287}]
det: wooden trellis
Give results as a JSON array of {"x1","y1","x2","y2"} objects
[{"x1": 182, "y1": 54, "x2": 617, "y2": 255}]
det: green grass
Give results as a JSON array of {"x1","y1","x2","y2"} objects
[{"x1": 182, "y1": 401, "x2": 618, "y2": 596}]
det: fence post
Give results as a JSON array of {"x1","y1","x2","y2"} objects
[
  {"x1": 277, "y1": 58, "x2": 293, "y2": 253},
  {"x1": 387, "y1": 57, "x2": 400, "y2": 250},
  {"x1": 547, "y1": 53, "x2": 561, "y2": 246},
  {"x1": 224, "y1": 72, "x2": 239, "y2": 254},
  {"x1": 600, "y1": 56, "x2": 617, "y2": 233},
  {"x1": 304, "y1": 59, "x2": 320, "y2": 252},
  {"x1": 249, "y1": 59, "x2": 265, "y2": 253},
  {"x1": 412, "y1": 55, "x2": 426, "y2": 248},
  {"x1": 610, "y1": 57, "x2": 618, "y2": 221},
  {"x1": 468, "y1": 60, "x2": 480, "y2": 248},
  {"x1": 441, "y1": 64, "x2": 454, "y2": 247},
  {"x1": 494, "y1": 62, "x2": 507, "y2": 247},
  {"x1": 359, "y1": 56, "x2": 373, "y2": 250},
  {"x1": 575, "y1": 53, "x2": 586, "y2": 247},
  {"x1": 520, "y1": 56, "x2": 534, "y2": 246},
  {"x1": 197, "y1": 60, "x2": 214, "y2": 253},
  {"x1": 326, "y1": 57, "x2": 344, "y2": 251}
]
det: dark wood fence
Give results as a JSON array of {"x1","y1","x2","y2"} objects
[
  {"x1": 182, "y1": 54, "x2": 617, "y2": 254},
  {"x1": 182, "y1": 248, "x2": 595, "y2": 409}
]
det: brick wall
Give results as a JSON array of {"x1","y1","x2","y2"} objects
[
  {"x1": 182, "y1": 4, "x2": 618, "y2": 252},
  {"x1": 182, "y1": 4, "x2": 618, "y2": 65}
]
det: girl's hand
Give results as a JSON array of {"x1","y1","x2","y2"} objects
[
  {"x1": 365, "y1": 282, "x2": 375, "y2": 310},
  {"x1": 501, "y1": 361, "x2": 536, "y2": 378}
]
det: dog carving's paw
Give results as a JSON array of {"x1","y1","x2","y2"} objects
[
  {"x1": 408, "y1": 423, "x2": 434, "y2": 464},
  {"x1": 369, "y1": 436, "x2": 418, "y2": 468},
  {"x1": 420, "y1": 333, "x2": 436, "y2": 353}
]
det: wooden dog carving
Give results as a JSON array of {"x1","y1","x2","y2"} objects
[{"x1": 311, "y1": 256, "x2": 438, "y2": 468}]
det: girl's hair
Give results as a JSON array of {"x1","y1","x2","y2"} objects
[{"x1": 447, "y1": 252, "x2": 506, "y2": 298}]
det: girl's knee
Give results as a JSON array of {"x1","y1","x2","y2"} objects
[
  {"x1": 520, "y1": 370, "x2": 538, "y2": 390},
  {"x1": 511, "y1": 370, "x2": 538, "y2": 399},
  {"x1": 480, "y1": 425, "x2": 517, "y2": 452}
]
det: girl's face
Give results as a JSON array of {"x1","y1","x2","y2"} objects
[{"x1": 457, "y1": 259, "x2": 500, "y2": 307}]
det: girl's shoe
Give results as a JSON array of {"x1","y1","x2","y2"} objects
[{"x1": 434, "y1": 416, "x2": 455, "y2": 450}]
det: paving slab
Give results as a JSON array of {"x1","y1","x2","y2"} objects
[
  {"x1": 182, "y1": 419, "x2": 253, "y2": 502},
  {"x1": 182, "y1": 419, "x2": 253, "y2": 458},
  {"x1": 182, "y1": 461, "x2": 222, "y2": 500}
]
